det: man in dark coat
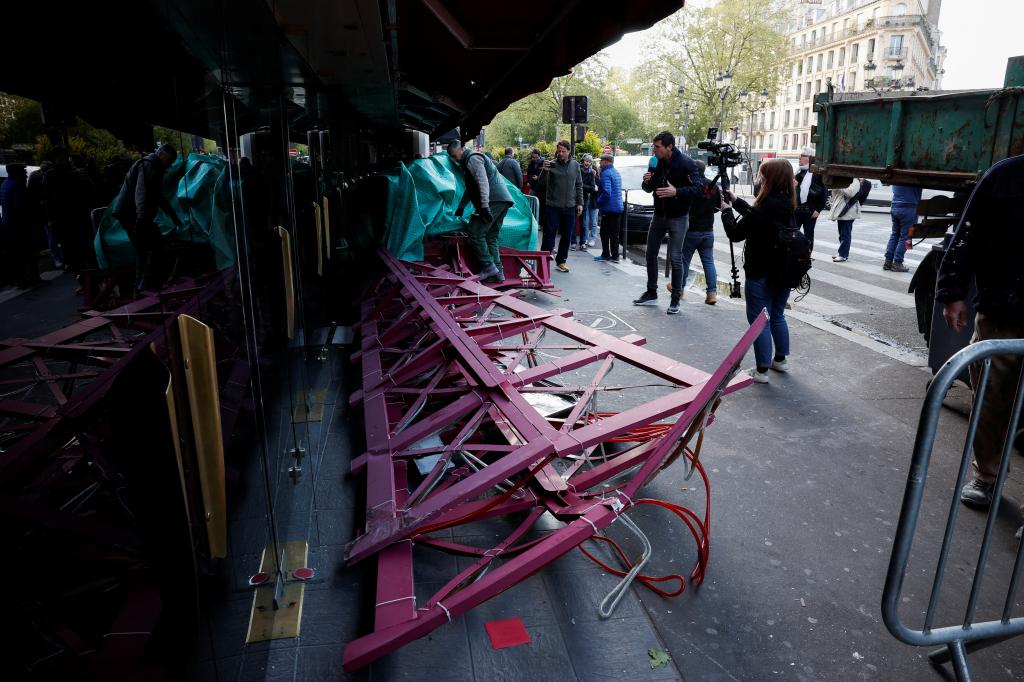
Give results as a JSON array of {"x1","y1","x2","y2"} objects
[
  {"x1": 634, "y1": 131, "x2": 703, "y2": 314},
  {"x1": 113, "y1": 144, "x2": 183, "y2": 295},
  {"x1": 795, "y1": 146, "x2": 827, "y2": 251},
  {"x1": 935, "y1": 154, "x2": 1024, "y2": 513},
  {"x1": 496, "y1": 147, "x2": 523, "y2": 189}
]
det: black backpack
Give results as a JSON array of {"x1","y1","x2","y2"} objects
[
  {"x1": 838, "y1": 179, "x2": 872, "y2": 218},
  {"x1": 769, "y1": 214, "x2": 812, "y2": 289}
]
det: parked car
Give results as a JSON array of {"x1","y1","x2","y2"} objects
[{"x1": 617, "y1": 155, "x2": 719, "y2": 244}]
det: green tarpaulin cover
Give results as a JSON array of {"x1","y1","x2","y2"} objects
[
  {"x1": 93, "y1": 153, "x2": 238, "y2": 269},
  {"x1": 378, "y1": 152, "x2": 538, "y2": 262}
]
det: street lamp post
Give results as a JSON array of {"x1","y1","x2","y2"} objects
[
  {"x1": 676, "y1": 84, "x2": 688, "y2": 148},
  {"x1": 738, "y1": 87, "x2": 769, "y2": 189},
  {"x1": 714, "y1": 70, "x2": 733, "y2": 142}
]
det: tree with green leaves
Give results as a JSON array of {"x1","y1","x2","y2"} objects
[{"x1": 632, "y1": 0, "x2": 793, "y2": 149}]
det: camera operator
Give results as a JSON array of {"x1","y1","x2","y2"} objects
[
  {"x1": 632, "y1": 131, "x2": 703, "y2": 315},
  {"x1": 720, "y1": 159, "x2": 797, "y2": 385},
  {"x1": 795, "y1": 146, "x2": 827, "y2": 251}
]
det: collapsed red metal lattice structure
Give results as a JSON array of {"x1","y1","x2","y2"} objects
[
  {"x1": 0, "y1": 270, "x2": 245, "y2": 678},
  {"x1": 342, "y1": 250, "x2": 767, "y2": 670}
]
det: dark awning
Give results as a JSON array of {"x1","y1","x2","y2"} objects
[{"x1": 0, "y1": 1, "x2": 683, "y2": 141}]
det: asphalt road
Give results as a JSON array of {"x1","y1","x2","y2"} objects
[{"x1": 634, "y1": 203, "x2": 942, "y2": 366}]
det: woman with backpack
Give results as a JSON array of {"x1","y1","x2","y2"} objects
[
  {"x1": 721, "y1": 158, "x2": 804, "y2": 384},
  {"x1": 828, "y1": 178, "x2": 869, "y2": 262}
]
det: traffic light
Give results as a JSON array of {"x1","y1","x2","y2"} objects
[{"x1": 561, "y1": 96, "x2": 588, "y2": 124}]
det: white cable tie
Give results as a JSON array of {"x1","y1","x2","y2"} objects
[
  {"x1": 483, "y1": 547, "x2": 503, "y2": 558},
  {"x1": 610, "y1": 498, "x2": 624, "y2": 513},
  {"x1": 437, "y1": 601, "x2": 452, "y2": 622},
  {"x1": 619, "y1": 491, "x2": 634, "y2": 508},
  {"x1": 581, "y1": 516, "x2": 599, "y2": 535},
  {"x1": 376, "y1": 595, "x2": 416, "y2": 608}
]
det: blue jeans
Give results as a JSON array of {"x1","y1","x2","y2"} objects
[
  {"x1": 543, "y1": 206, "x2": 575, "y2": 265},
  {"x1": 836, "y1": 219, "x2": 853, "y2": 258},
  {"x1": 885, "y1": 208, "x2": 916, "y2": 263},
  {"x1": 744, "y1": 277, "x2": 790, "y2": 369},
  {"x1": 581, "y1": 208, "x2": 599, "y2": 244},
  {"x1": 645, "y1": 214, "x2": 688, "y2": 298},
  {"x1": 681, "y1": 230, "x2": 717, "y2": 293}
]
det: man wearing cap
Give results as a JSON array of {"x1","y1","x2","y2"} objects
[
  {"x1": 577, "y1": 153, "x2": 599, "y2": 251},
  {"x1": 113, "y1": 144, "x2": 184, "y2": 295},
  {"x1": 449, "y1": 141, "x2": 514, "y2": 284},
  {"x1": 594, "y1": 153, "x2": 623, "y2": 262}
]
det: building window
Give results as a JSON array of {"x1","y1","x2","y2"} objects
[
  {"x1": 806, "y1": 82, "x2": 812, "y2": 99},
  {"x1": 802, "y1": 34, "x2": 807, "y2": 48},
  {"x1": 851, "y1": 43, "x2": 859, "y2": 63},
  {"x1": 796, "y1": 83, "x2": 802, "y2": 100},
  {"x1": 894, "y1": 3, "x2": 907, "y2": 15},
  {"x1": 856, "y1": 13, "x2": 864, "y2": 30},
  {"x1": 784, "y1": 110, "x2": 791, "y2": 128},
  {"x1": 867, "y1": 38, "x2": 875, "y2": 60},
  {"x1": 768, "y1": 134, "x2": 774, "y2": 148},
  {"x1": 760, "y1": 113, "x2": 766, "y2": 129},
  {"x1": 811, "y1": 30, "x2": 817, "y2": 44},
  {"x1": 815, "y1": 79, "x2": 821, "y2": 95},
  {"x1": 849, "y1": 70, "x2": 857, "y2": 91},
  {"x1": 888, "y1": 34, "x2": 904, "y2": 59},
  {"x1": 770, "y1": 112, "x2": 775, "y2": 129},
  {"x1": 804, "y1": 108, "x2": 810, "y2": 125},
  {"x1": 828, "y1": 51, "x2": 834, "y2": 69},
  {"x1": 783, "y1": 134, "x2": 789, "y2": 150},
  {"x1": 816, "y1": 54, "x2": 823, "y2": 71},
  {"x1": 838, "y1": 47, "x2": 845, "y2": 66},
  {"x1": 802, "y1": 133, "x2": 808, "y2": 148},
  {"x1": 798, "y1": 60, "x2": 803, "y2": 76}
]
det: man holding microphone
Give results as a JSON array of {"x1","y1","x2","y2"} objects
[{"x1": 633, "y1": 131, "x2": 704, "y2": 314}]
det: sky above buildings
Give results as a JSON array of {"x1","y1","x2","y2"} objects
[{"x1": 600, "y1": 0, "x2": 1023, "y2": 90}]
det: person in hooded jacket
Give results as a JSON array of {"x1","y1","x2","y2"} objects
[{"x1": 721, "y1": 158, "x2": 797, "y2": 384}]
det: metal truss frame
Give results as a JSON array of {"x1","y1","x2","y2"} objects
[{"x1": 342, "y1": 251, "x2": 766, "y2": 670}]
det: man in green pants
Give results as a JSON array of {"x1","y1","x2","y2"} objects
[{"x1": 449, "y1": 141, "x2": 513, "y2": 284}]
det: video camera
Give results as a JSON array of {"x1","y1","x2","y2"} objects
[{"x1": 696, "y1": 128, "x2": 744, "y2": 169}]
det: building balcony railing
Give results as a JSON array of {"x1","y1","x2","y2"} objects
[
  {"x1": 875, "y1": 14, "x2": 934, "y2": 44},
  {"x1": 883, "y1": 46, "x2": 908, "y2": 60}
]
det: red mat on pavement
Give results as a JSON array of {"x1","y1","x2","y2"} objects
[{"x1": 484, "y1": 618, "x2": 532, "y2": 650}]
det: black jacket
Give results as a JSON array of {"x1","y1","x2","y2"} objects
[
  {"x1": 936, "y1": 154, "x2": 1024, "y2": 322},
  {"x1": 795, "y1": 168, "x2": 827, "y2": 213},
  {"x1": 581, "y1": 166, "x2": 598, "y2": 210},
  {"x1": 497, "y1": 156, "x2": 523, "y2": 188},
  {"x1": 721, "y1": 192, "x2": 796, "y2": 279},
  {"x1": 688, "y1": 179, "x2": 721, "y2": 232},
  {"x1": 113, "y1": 153, "x2": 178, "y2": 227},
  {"x1": 641, "y1": 148, "x2": 703, "y2": 219},
  {"x1": 526, "y1": 158, "x2": 545, "y2": 188}
]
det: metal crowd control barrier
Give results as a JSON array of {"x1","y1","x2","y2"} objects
[
  {"x1": 883, "y1": 339, "x2": 1024, "y2": 681},
  {"x1": 525, "y1": 193, "x2": 540, "y2": 222}
]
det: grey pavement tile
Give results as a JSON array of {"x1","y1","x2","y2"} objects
[
  {"x1": 467, "y1": 623, "x2": 576, "y2": 682},
  {"x1": 462, "y1": 571, "x2": 560, "y2": 629},
  {"x1": 306, "y1": 543, "x2": 364, "y2": 592},
  {"x1": 314, "y1": 471, "x2": 358, "y2": 511},
  {"x1": 296, "y1": 644, "x2": 364, "y2": 681},
  {"x1": 367, "y1": 615, "x2": 472, "y2": 681},
  {"x1": 559, "y1": 617, "x2": 682, "y2": 682},
  {"x1": 316, "y1": 509, "x2": 355, "y2": 546},
  {"x1": 543, "y1": 567, "x2": 645, "y2": 624},
  {"x1": 411, "y1": 543, "x2": 460, "y2": 583},
  {"x1": 239, "y1": 646, "x2": 298, "y2": 682},
  {"x1": 296, "y1": 577, "x2": 367, "y2": 648}
]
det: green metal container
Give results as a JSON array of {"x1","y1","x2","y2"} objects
[{"x1": 814, "y1": 56, "x2": 1024, "y2": 190}]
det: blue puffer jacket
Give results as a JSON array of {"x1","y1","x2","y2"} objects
[{"x1": 596, "y1": 165, "x2": 623, "y2": 213}]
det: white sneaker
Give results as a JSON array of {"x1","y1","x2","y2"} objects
[
  {"x1": 747, "y1": 368, "x2": 769, "y2": 384},
  {"x1": 771, "y1": 358, "x2": 789, "y2": 373}
]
